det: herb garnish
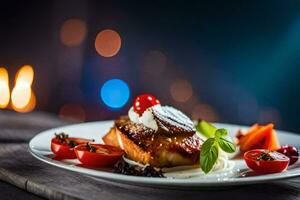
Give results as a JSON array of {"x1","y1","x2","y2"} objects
[
  {"x1": 196, "y1": 120, "x2": 236, "y2": 174},
  {"x1": 86, "y1": 143, "x2": 97, "y2": 152},
  {"x1": 256, "y1": 151, "x2": 275, "y2": 161},
  {"x1": 55, "y1": 132, "x2": 77, "y2": 147},
  {"x1": 55, "y1": 132, "x2": 69, "y2": 141}
]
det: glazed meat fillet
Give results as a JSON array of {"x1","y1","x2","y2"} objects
[{"x1": 103, "y1": 106, "x2": 203, "y2": 168}]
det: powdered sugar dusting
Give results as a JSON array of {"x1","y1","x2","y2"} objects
[
  {"x1": 128, "y1": 104, "x2": 195, "y2": 135},
  {"x1": 151, "y1": 106, "x2": 195, "y2": 135}
]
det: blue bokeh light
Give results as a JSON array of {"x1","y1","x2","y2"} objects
[{"x1": 100, "y1": 79, "x2": 130, "y2": 109}]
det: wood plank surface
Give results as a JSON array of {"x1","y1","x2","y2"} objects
[
  {"x1": 0, "y1": 111, "x2": 300, "y2": 200},
  {"x1": 0, "y1": 180, "x2": 44, "y2": 200},
  {"x1": 0, "y1": 111, "x2": 67, "y2": 142}
]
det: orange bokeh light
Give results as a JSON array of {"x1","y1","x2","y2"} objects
[
  {"x1": 11, "y1": 65, "x2": 36, "y2": 112},
  {"x1": 0, "y1": 67, "x2": 10, "y2": 109},
  {"x1": 60, "y1": 19, "x2": 87, "y2": 47},
  {"x1": 12, "y1": 90, "x2": 36, "y2": 113},
  {"x1": 170, "y1": 79, "x2": 193, "y2": 102},
  {"x1": 95, "y1": 29, "x2": 121, "y2": 57},
  {"x1": 14, "y1": 65, "x2": 34, "y2": 86},
  {"x1": 59, "y1": 103, "x2": 86, "y2": 122}
]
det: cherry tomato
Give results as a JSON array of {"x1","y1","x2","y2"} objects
[
  {"x1": 244, "y1": 149, "x2": 290, "y2": 174},
  {"x1": 74, "y1": 144, "x2": 124, "y2": 167},
  {"x1": 277, "y1": 145, "x2": 299, "y2": 165},
  {"x1": 51, "y1": 137, "x2": 92, "y2": 159},
  {"x1": 133, "y1": 94, "x2": 160, "y2": 116}
]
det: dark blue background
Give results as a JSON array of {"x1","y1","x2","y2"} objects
[{"x1": 0, "y1": 0, "x2": 299, "y2": 132}]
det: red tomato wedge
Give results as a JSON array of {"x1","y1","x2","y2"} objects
[
  {"x1": 244, "y1": 149, "x2": 290, "y2": 174},
  {"x1": 74, "y1": 144, "x2": 124, "y2": 167},
  {"x1": 51, "y1": 137, "x2": 93, "y2": 159}
]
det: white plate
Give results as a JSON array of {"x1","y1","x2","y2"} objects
[{"x1": 29, "y1": 121, "x2": 300, "y2": 188}]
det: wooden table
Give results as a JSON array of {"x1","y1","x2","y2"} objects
[{"x1": 0, "y1": 111, "x2": 300, "y2": 200}]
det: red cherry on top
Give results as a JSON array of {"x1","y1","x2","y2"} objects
[{"x1": 133, "y1": 94, "x2": 160, "y2": 116}]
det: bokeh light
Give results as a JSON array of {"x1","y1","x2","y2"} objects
[
  {"x1": 14, "y1": 65, "x2": 34, "y2": 86},
  {"x1": 170, "y1": 79, "x2": 193, "y2": 102},
  {"x1": 11, "y1": 87, "x2": 31, "y2": 110},
  {"x1": 95, "y1": 29, "x2": 121, "y2": 57},
  {"x1": 12, "y1": 91, "x2": 36, "y2": 113},
  {"x1": 11, "y1": 65, "x2": 36, "y2": 112},
  {"x1": 59, "y1": 103, "x2": 86, "y2": 122},
  {"x1": 191, "y1": 104, "x2": 219, "y2": 122},
  {"x1": 100, "y1": 79, "x2": 130, "y2": 109},
  {"x1": 60, "y1": 18, "x2": 87, "y2": 47},
  {"x1": 0, "y1": 67, "x2": 10, "y2": 109}
]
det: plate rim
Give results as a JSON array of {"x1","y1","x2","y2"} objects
[{"x1": 28, "y1": 120, "x2": 300, "y2": 187}]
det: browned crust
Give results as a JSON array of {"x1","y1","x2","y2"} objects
[
  {"x1": 114, "y1": 117, "x2": 202, "y2": 154},
  {"x1": 102, "y1": 127, "x2": 120, "y2": 147},
  {"x1": 114, "y1": 117, "x2": 155, "y2": 151},
  {"x1": 102, "y1": 118, "x2": 203, "y2": 167},
  {"x1": 103, "y1": 127, "x2": 152, "y2": 164},
  {"x1": 116, "y1": 128, "x2": 152, "y2": 165},
  {"x1": 103, "y1": 127, "x2": 200, "y2": 167}
]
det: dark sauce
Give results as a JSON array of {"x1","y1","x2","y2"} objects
[{"x1": 114, "y1": 161, "x2": 164, "y2": 177}]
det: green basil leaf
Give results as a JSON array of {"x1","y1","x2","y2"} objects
[
  {"x1": 200, "y1": 138, "x2": 219, "y2": 174},
  {"x1": 215, "y1": 128, "x2": 228, "y2": 139},
  {"x1": 196, "y1": 120, "x2": 217, "y2": 138},
  {"x1": 218, "y1": 136, "x2": 236, "y2": 153}
]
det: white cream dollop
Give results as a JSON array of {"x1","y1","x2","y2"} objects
[{"x1": 128, "y1": 105, "x2": 161, "y2": 131}]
